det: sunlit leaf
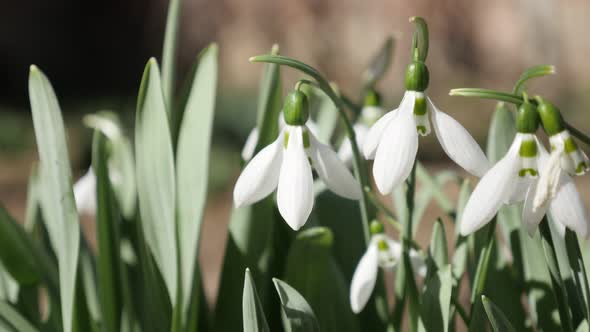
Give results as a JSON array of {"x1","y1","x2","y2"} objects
[
  {"x1": 419, "y1": 265, "x2": 452, "y2": 332},
  {"x1": 135, "y1": 58, "x2": 178, "y2": 303},
  {"x1": 273, "y1": 278, "x2": 320, "y2": 332},
  {"x1": 242, "y1": 269, "x2": 269, "y2": 332},
  {"x1": 481, "y1": 295, "x2": 516, "y2": 332},
  {"x1": 28, "y1": 66, "x2": 79, "y2": 332}
]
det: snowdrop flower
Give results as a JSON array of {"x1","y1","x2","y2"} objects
[
  {"x1": 338, "y1": 90, "x2": 385, "y2": 166},
  {"x1": 459, "y1": 100, "x2": 589, "y2": 238},
  {"x1": 364, "y1": 56, "x2": 489, "y2": 195},
  {"x1": 74, "y1": 167, "x2": 96, "y2": 216},
  {"x1": 241, "y1": 114, "x2": 320, "y2": 162},
  {"x1": 533, "y1": 96, "x2": 589, "y2": 210},
  {"x1": 233, "y1": 90, "x2": 361, "y2": 230},
  {"x1": 350, "y1": 222, "x2": 425, "y2": 313}
]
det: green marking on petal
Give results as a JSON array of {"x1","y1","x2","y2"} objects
[
  {"x1": 564, "y1": 137, "x2": 578, "y2": 153},
  {"x1": 416, "y1": 125, "x2": 427, "y2": 135},
  {"x1": 519, "y1": 140, "x2": 537, "y2": 157},
  {"x1": 377, "y1": 239, "x2": 388, "y2": 251},
  {"x1": 283, "y1": 131, "x2": 289, "y2": 148},
  {"x1": 302, "y1": 129, "x2": 310, "y2": 148},
  {"x1": 413, "y1": 95, "x2": 427, "y2": 115},
  {"x1": 519, "y1": 169, "x2": 538, "y2": 177},
  {"x1": 576, "y1": 162, "x2": 588, "y2": 174}
]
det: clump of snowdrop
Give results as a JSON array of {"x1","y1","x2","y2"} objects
[
  {"x1": 338, "y1": 89, "x2": 385, "y2": 166},
  {"x1": 364, "y1": 37, "x2": 489, "y2": 195},
  {"x1": 233, "y1": 88, "x2": 361, "y2": 230},
  {"x1": 350, "y1": 221, "x2": 425, "y2": 313},
  {"x1": 459, "y1": 97, "x2": 590, "y2": 237}
]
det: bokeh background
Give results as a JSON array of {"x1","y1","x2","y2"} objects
[{"x1": 1, "y1": 0, "x2": 589, "y2": 303}]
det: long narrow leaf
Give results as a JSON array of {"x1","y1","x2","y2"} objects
[
  {"x1": 242, "y1": 269, "x2": 269, "y2": 332},
  {"x1": 93, "y1": 130, "x2": 123, "y2": 331},
  {"x1": 419, "y1": 265, "x2": 452, "y2": 332},
  {"x1": 135, "y1": 58, "x2": 178, "y2": 303},
  {"x1": 481, "y1": 295, "x2": 516, "y2": 332},
  {"x1": 273, "y1": 278, "x2": 319, "y2": 332},
  {"x1": 175, "y1": 44, "x2": 218, "y2": 315},
  {"x1": 28, "y1": 66, "x2": 79, "y2": 332},
  {"x1": 0, "y1": 301, "x2": 39, "y2": 332}
]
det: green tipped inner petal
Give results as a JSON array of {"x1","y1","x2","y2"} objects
[
  {"x1": 577, "y1": 162, "x2": 589, "y2": 174},
  {"x1": 564, "y1": 137, "x2": 578, "y2": 153},
  {"x1": 519, "y1": 169, "x2": 538, "y2": 177},
  {"x1": 519, "y1": 139, "x2": 537, "y2": 158},
  {"x1": 377, "y1": 239, "x2": 388, "y2": 251},
  {"x1": 302, "y1": 129, "x2": 310, "y2": 148},
  {"x1": 283, "y1": 131, "x2": 289, "y2": 148},
  {"x1": 417, "y1": 125, "x2": 427, "y2": 135},
  {"x1": 413, "y1": 95, "x2": 427, "y2": 115}
]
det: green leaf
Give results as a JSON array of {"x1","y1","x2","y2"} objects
[
  {"x1": 161, "y1": 0, "x2": 182, "y2": 110},
  {"x1": 254, "y1": 44, "x2": 282, "y2": 150},
  {"x1": 363, "y1": 36, "x2": 394, "y2": 86},
  {"x1": 419, "y1": 265, "x2": 452, "y2": 332},
  {"x1": 429, "y1": 220, "x2": 448, "y2": 270},
  {"x1": 486, "y1": 102, "x2": 516, "y2": 164},
  {"x1": 135, "y1": 58, "x2": 178, "y2": 303},
  {"x1": 0, "y1": 301, "x2": 39, "y2": 332},
  {"x1": 92, "y1": 130, "x2": 123, "y2": 331},
  {"x1": 242, "y1": 269, "x2": 269, "y2": 332},
  {"x1": 283, "y1": 227, "x2": 360, "y2": 332},
  {"x1": 0, "y1": 207, "x2": 43, "y2": 285},
  {"x1": 273, "y1": 278, "x2": 320, "y2": 332},
  {"x1": 481, "y1": 295, "x2": 516, "y2": 332},
  {"x1": 175, "y1": 44, "x2": 218, "y2": 315},
  {"x1": 28, "y1": 66, "x2": 80, "y2": 332},
  {"x1": 0, "y1": 262, "x2": 18, "y2": 303}
]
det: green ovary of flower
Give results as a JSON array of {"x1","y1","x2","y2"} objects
[
  {"x1": 535, "y1": 96, "x2": 564, "y2": 136},
  {"x1": 283, "y1": 90, "x2": 310, "y2": 126},
  {"x1": 370, "y1": 220, "x2": 385, "y2": 235},
  {"x1": 516, "y1": 100, "x2": 539, "y2": 133},
  {"x1": 405, "y1": 61, "x2": 429, "y2": 91}
]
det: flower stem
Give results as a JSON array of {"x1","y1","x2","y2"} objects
[
  {"x1": 452, "y1": 295, "x2": 470, "y2": 326},
  {"x1": 250, "y1": 54, "x2": 374, "y2": 243},
  {"x1": 564, "y1": 229, "x2": 590, "y2": 322},
  {"x1": 539, "y1": 217, "x2": 574, "y2": 332},
  {"x1": 402, "y1": 163, "x2": 420, "y2": 332}
]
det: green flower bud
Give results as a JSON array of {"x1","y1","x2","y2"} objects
[
  {"x1": 369, "y1": 220, "x2": 385, "y2": 235},
  {"x1": 364, "y1": 89, "x2": 381, "y2": 107},
  {"x1": 405, "y1": 61, "x2": 430, "y2": 91},
  {"x1": 283, "y1": 90, "x2": 309, "y2": 126},
  {"x1": 516, "y1": 98, "x2": 540, "y2": 134},
  {"x1": 535, "y1": 96, "x2": 564, "y2": 136}
]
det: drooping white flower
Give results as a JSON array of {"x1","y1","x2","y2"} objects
[
  {"x1": 234, "y1": 90, "x2": 361, "y2": 230},
  {"x1": 349, "y1": 233, "x2": 425, "y2": 313},
  {"x1": 74, "y1": 167, "x2": 97, "y2": 216},
  {"x1": 459, "y1": 133, "x2": 589, "y2": 238},
  {"x1": 338, "y1": 105, "x2": 384, "y2": 166},
  {"x1": 241, "y1": 115, "x2": 320, "y2": 162},
  {"x1": 533, "y1": 130, "x2": 590, "y2": 210},
  {"x1": 365, "y1": 91, "x2": 489, "y2": 194}
]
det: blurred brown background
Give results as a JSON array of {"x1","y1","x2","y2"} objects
[{"x1": 1, "y1": 0, "x2": 589, "y2": 303}]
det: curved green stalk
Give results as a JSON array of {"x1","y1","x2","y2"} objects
[
  {"x1": 449, "y1": 88, "x2": 525, "y2": 105},
  {"x1": 513, "y1": 65, "x2": 555, "y2": 95},
  {"x1": 409, "y1": 17, "x2": 429, "y2": 61},
  {"x1": 250, "y1": 54, "x2": 373, "y2": 243}
]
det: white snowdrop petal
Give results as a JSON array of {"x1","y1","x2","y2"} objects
[
  {"x1": 241, "y1": 128, "x2": 260, "y2": 161},
  {"x1": 384, "y1": 238, "x2": 425, "y2": 276},
  {"x1": 459, "y1": 143, "x2": 520, "y2": 236},
  {"x1": 74, "y1": 167, "x2": 97, "y2": 216},
  {"x1": 277, "y1": 126, "x2": 314, "y2": 230},
  {"x1": 233, "y1": 135, "x2": 283, "y2": 207},
  {"x1": 429, "y1": 99, "x2": 490, "y2": 177},
  {"x1": 350, "y1": 244, "x2": 379, "y2": 314},
  {"x1": 309, "y1": 134, "x2": 361, "y2": 200},
  {"x1": 522, "y1": 181, "x2": 547, "y2": 237},
  {"x1": 363, "y1": 110, "x2": 398, "y2": 160},
  {"x1": 549, "y1": 174, "x2": 589, "y2": 238},
  {"x1": 373, "y1": 96, "x2": 418, "y2": 195}
]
